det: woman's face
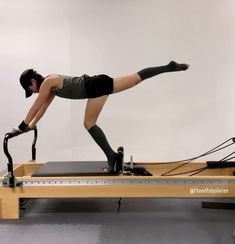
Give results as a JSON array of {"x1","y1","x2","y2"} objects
[{"x1": 28, "y1": 79, "x2": 39, "y2": 94}]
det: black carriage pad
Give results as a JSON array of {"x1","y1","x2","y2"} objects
[{"x1": 32, "y1": 161, "x2": 117, "y2": 177}]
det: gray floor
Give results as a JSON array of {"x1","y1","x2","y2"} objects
[{"x1": 0, "y1": 198, "x2": 234, "y2": 244}]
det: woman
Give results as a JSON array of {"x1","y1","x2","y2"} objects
[{"x1": 16, "y1": 61, "x2": 190, "y2": 172}]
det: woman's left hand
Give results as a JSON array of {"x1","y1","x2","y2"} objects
[{"x1": 11, "y1": 127, "x2": 22, "y2": 133}]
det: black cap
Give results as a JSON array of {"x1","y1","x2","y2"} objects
[{"x1": 20, "y1": 69, "x2": 34, "y2": 98}]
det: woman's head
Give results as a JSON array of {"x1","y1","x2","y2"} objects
[{"x1": 20, "y1": 69, "x2": 45, "y2": 98}]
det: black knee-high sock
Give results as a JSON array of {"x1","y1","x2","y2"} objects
[
  {"x1": 88, "y1": 125, "x2": 117, "y2": 169},
  {"x1": 137, "y1": 61, "x2": 189, "y2": 81}
]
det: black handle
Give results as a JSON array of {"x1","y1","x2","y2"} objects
[
  {"x1": 3, "y1": 127, "x2": 38, "y2": 188},
  {"x1": 6, "y1": 127, "x2": 36, "y2": 139}
]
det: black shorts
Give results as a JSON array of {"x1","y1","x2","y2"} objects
[{"x1": 84, "y1": 74, "x2": 114, "y2": 98}]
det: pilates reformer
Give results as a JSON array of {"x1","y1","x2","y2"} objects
[{"x1": 0, "y1": 128, "x2": 235, "y2": 222}]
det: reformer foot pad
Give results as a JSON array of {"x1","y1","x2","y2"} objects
[{"x1": 32, "y1": 161, "x2": 118, "y2": 177}]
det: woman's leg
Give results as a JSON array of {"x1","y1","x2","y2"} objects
[
  {"x1": 113, "y1": 61, "x2": 189, "y2": 93},
  {"x1": 84, "y1": 95, "x2": 118, "y2": 171},
  {"x1": 84, "y1": 95, "x2": 108, "y2": 130},
  {"x1": 113, "y1": 73, "x2": 142, "y2": 94}
]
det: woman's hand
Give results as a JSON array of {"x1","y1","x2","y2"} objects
[
  {"x1": 11, "y1": 125, "x2": 35, "y2": 135},
  {"x1": 11, "y1": 127, "x2": 22, "y2": 133},
  {"x1": 28, "y1": 123, "x2": 36, "y2": 129}
]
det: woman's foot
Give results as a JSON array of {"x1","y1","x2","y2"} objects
[
  {"x1": 108, "y1": 153, "x2": 122, "y2": 173},
  {"x1": 168, "y1": 61, "x2": 190, "y2": 71}
]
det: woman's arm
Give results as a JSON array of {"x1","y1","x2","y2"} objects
[
  {"x1": 17, "y1": 75, "x2": 61, "y2": 131},
  {"x1": 23, "y1": 79, "x2": 52, "y2": 125},
  {"x1": 24, "y1": 75, "x2": 61, "y2": 124},
  {"x1": 29, "y1": 92, "x2": 55, "y2": 128}
]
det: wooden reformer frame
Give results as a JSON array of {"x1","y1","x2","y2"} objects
[{"x1": 0, "y1": 128, "x2": 235, "y2": 220}]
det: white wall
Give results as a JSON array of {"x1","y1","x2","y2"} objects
[
  {"x1": 1, "y1": 0, "x2": 235, "y2": 171},
  {"x1": 70, "y1": 0, "x2": 235, "y2": 162},
  {"x1": 0, "y1": 0, "x2": 71, "y2": 169}
]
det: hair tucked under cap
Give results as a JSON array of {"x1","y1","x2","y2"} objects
[{"x1": 20, "y1": 69, "x2": 45, "y2": 98}]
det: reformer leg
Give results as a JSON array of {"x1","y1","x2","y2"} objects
[{"x1": 0, "y1": 197, "x2": 20, "y2": 219}]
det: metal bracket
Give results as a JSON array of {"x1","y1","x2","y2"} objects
[{"x1": 2, "y1": 173, "x2": 23, "y2": 188}]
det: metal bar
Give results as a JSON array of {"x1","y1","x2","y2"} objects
[
  {"x1": 32, "y1": 128, "x2": 38, "y2": 161},
  {"x1": 2, "y1": 127, "x2": 38, "y2": 188},
  {"x1": 202, "y1": 201, "x2": 235, "y2": 209},
  {"x1": 1, "y1": 178, "x2": 234, "y2": 186}
]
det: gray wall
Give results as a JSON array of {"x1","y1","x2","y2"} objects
[{"x1": 1, "y1": 0, "x2": 235, "y2": 169}]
